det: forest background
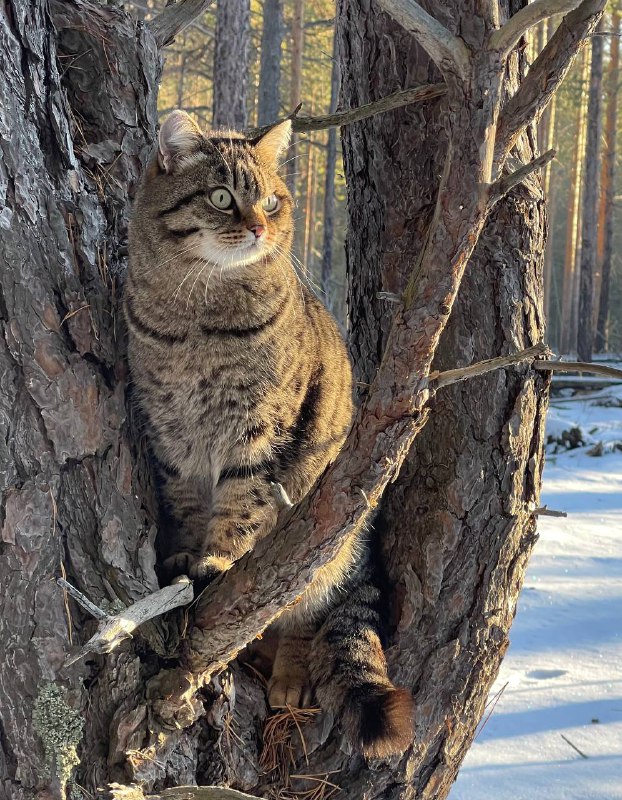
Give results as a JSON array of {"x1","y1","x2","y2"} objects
[{"x1": 130, "y1": 0, "x2": 621, "y2": 358}]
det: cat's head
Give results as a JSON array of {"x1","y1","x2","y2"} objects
[{"x1": 138, "y1": 110, "x2": 294, "y2": 269}]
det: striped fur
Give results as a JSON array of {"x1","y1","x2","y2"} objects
[{"x1": 126, "y1": 111, "x2": 413, "y2": 759}]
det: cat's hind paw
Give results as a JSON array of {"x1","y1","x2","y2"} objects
[{"x1": 268, "y1": 676, "x2": 313, "y2": 709}]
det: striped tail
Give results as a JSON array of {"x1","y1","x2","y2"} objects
[{"x1": 309, "y1": 554, "x2": 414, "y2": 759}]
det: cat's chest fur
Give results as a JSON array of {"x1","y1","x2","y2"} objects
[{"x1": 130, "y1": 293, "x2": 304, "y2": 483}]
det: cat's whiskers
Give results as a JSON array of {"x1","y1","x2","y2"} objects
[
  {"x1": 141, "y1": 239, "x2": 205, "y2": 275},
  {"x1": 172, "y1": 255, "x2": 206, "y2": 303}
]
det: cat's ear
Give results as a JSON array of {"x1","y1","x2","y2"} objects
[
  {"x1": 158, "y1": 110, "x2": 203, "y2": 173},
  {"x1": 252, "y1": 120, "x2": 292, "y2": 166}
]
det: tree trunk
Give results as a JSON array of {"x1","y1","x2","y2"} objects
[
  {"x1": 560, "y1": 48, "x2": 589, "y2": 355},
  {"x1": 257, "y1": 0, "x2": 283, "y2": 126},
  {"x1": 212, "y1": 0, "x2": 250, "y2": 128},
  {"x1": 321, "y1": 32, "x2": 340, "y2": 306},
  {"x1": 0, "y1": 1, "x2": 161, "y2": 797},
  {"x1": 339, "y1": 0, "x2": 548, "y2": 795},
  {"x1": 540, "y1": 17, "x2": 557, "y2": 336},
  {"x1": 287, "y1": 0, "x2": 304, "y2": 198},
  {"x1": 595, "y1": 10, "x2": 620, "y2": 353},
  {"x1": 577, "y1": 22, "x2": 604, "y2": 362}
]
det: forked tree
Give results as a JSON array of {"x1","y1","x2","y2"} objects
[{"x1": 0, "y1": 1, "x2": 606, "y2": 799}]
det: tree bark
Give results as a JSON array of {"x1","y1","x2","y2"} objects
[
  {"x1": 577, "y1": 21, "x2": 604, "y2": 362},
  {"x1": 257, "y1": 0, "x2": 283, "y2": 126},
  {"x1": 212, "y1": 0, "x2": 250, "y2": 128},
  {"x1": 339, "y1": 0, "x2": 548, "y2": 796},
  {"x1": 595, "y1": 9, "x2": 620, "y2": 353}
]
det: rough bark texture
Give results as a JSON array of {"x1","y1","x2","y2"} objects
[
  {"x1": 257, "y1": 0, "x2": 283, "y2": 126},
  {"x1": 595, "y1": 10, "x2": 620, "y2": 353},
  {"x1": 338, "y1": 0, "x2": 548, "y2": 796},
  {"x1": 212, "y1": 0, "x2": 250, "y2": 128},
  {"x1": 0, "y1": 1, "x2": 161, "y2": 797},
  {"x1": 577, "y1": 24, "x2": 604, "y2": 362}
]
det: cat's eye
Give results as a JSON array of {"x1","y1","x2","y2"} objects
[
  {"x1": 209, "y1": 187, "x2": 235, "y2": 212},
  {"x1": 262, "y1": 194, "x2": 280, "y2": 214}
]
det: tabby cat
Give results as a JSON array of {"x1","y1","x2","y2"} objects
[{"x1": 126, "y1": 110, "x2": 413, "y2": 758}]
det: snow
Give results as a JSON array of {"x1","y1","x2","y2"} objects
[{"x1": 450, "y1": 384, "x2": 622, "y2": 799}]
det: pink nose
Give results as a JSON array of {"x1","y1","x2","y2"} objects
[{"x1": 248, "y1": 224, "x2": 266, "y2": 239}]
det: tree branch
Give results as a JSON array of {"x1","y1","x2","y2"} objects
[
  {"x1": 249, "y1": 83, "x2": 447, "y2": 137},
  {"x1": 373, "y1": 0, "x2": 470, "y2": 78},
  {"x1": 495, "y1": 0, "x2": 607, "y2": 164},
  {"x1": 149, "y1": 0, "x2": 215, "y2": 48},
  {"x1": 534, "y1": 360, "x2": 622, "y2": 381},
  {"x1": 430, "y1": 343, "x2": 549, "y2": 390},
  {"x1": 488, "y1": 150, "x2": 556, "y2": 206},
  {"x1": 490, "y1": 0, "x2": 585, "y2": 55},
  {"x1": 58, "y1": 578, "x2": 194, "y2": 665}
]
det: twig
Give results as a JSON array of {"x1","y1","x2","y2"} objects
[
  {"x1": 488, "y1": 150, "x2": 556, "y2": 205},
  {"x1": 475, "y1": 682, "x2": 508, "y2": 740},
  {"x1": 532, "y1": 506, "x2": 567, "y2": 518},
  {"x1": 148, "y1": 0, "x2": 214, "y2": 48},
  {"x1": 534, "y1": 360, "x2": 622, "y2": 381},
  {"x1": 55, "y1": 577, "x2": 108, "y2": 620},
  {"x1": 430, "y1": 344, "x2": 549, "y2": 390},
  {"x1": 490, "y1": 0, "x2": 585, "y2": 55},
  {"x1": 249, "y1": 83, "x2": 447, "y2": 138},
  {"x1": 561, "y1": 733, "x2": 589, "y2": 759},
  {"x1": 373, "y1": 0, "x2": 470, "y2": 78},
  {"x1": 58, "y1": 578, "x2": 194, "y2": 665}
]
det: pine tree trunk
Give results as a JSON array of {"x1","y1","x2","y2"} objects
[
  {"x1": 212, "y1": 0, "x2": 250, "y2": 128},
  {"x1": 540, "y1": 17, "x2": 558, "y2": 336},
  {"x1": 595, "y1": 10, "x2": 620, "y2": 353},
  {"x1": 561, "y1": 49, "x2": 589, "y2": 355},
  {"x1": 257, "y1": 0, "x2": 283, "y2": 126},
  {"x1": 0, "y1": 1, "x2": 161, "y2": 796},
  {"x1": 287, "y1": 0, "x2": 304, "y2": 199},
  {"x1": 339, "y1": 1, "x2": 548, "y2": 795},
  {"x1": 577, "y1": 22, "x2": 604, "y2": 362},
  {"x1": 321, "y1": 32, "x2": 340, "y2": 306}
]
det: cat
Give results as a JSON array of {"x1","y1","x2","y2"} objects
[{"x1": 125, "y1": 110, "x2": 413, "y2": 758}]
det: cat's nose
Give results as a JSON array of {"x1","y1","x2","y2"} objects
[{"x1": 248, "y1": 224, "x2": 266, "y2": 239}]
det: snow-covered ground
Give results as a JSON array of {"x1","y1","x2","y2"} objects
[{"x1": 451, "y1": 382, "x2": 622, "y2": 800}]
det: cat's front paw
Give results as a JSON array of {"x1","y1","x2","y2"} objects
[
  {"x1": 161, "y1": 550, "x2": 199, "y2": 582},
  {"x1": 268, "y1": 675, "x2": 313, "y2": 709}
]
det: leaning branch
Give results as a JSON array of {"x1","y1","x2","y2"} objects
[
  {"x1": 249, "y1": 83, "x2": 447, "y2": 137},
  {"x1": 373, "y1": 0, "x2": 470, "y2": 78},
  {"x1": 495, "y1": 0, "x2": 607, "y2": 165},
  {"x1": 149, "y1": 0, "x2": 215, "y2": 48},
  {"x1": 490, "y1": 0, "x2": 585, "y2": 55},
  {"x1": 108, "y1": 784, "x2": 258, "y2": 800}
]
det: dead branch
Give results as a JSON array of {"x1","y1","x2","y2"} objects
[
  {"x1": 373, "y1": 0, "x2": 470, "y2": 78},
  {"x1": 490, "y1": 0, "x2": 586, "y2": 55},
  {"x1": 149, "y1": 0, "x2": 215, "y2": 48},
  {"x1": 58, "y1": 578, "x2": 194, "y2": 665},
  {"x1": 532, "y1": 506, "x2": 568, "y2": 518},
  {"x1": 534, "y1": 360, "x2": 622, "y2": 381},
  {"x1": 249, "y1": 83, "x2": 447, "y2": 137},
  {"x1": 495, "y1": 0, "x2": 607, "y2": 165},
  {"x1": 488, "y1": 150, "x2": 556, "y2": 205},
  {"x1": 430, "y1": 344, "x2": 549, "y2": 390}
]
